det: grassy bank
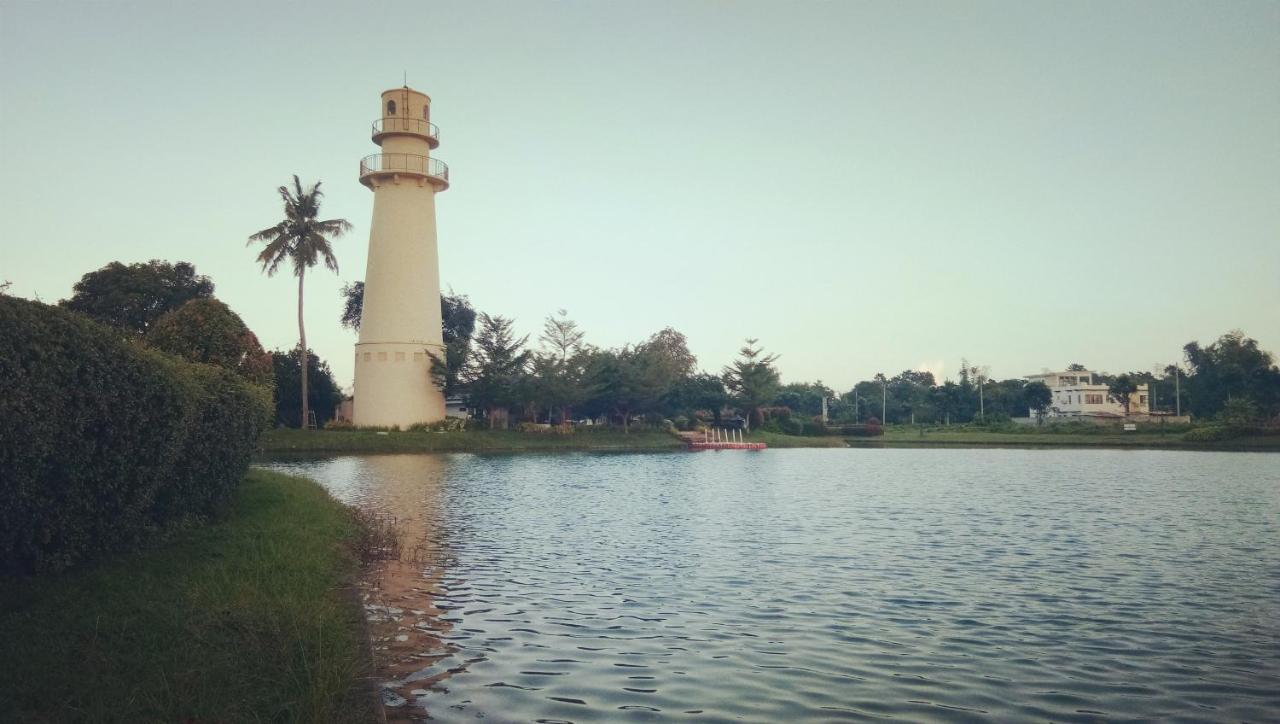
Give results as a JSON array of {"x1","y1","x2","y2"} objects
[
  {"x1": 745, "y1": 430, "x2": 848, "y2": 448},
  {"x1": 848, "y1": 425, "x2": 1280, "y2": 450},
  {"x1": 0, "y1": 470, "x2": 375, "y2": 723},
  {"x1": 260, "y1": 427, "x2": 685, "y2": 454},
  {"x1": 261, "y1": 425, "x2": 1280, "y2": 454}
]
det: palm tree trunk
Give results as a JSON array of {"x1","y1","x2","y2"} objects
[{"x1": 298, "y1": 269, "x2": 309, "y2": 429}]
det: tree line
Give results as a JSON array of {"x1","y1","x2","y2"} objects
[
  {"x1": 29, "y1": 257, "x2": 1280, "y2": 431},
  {"x1": 25, "y1": 174, "x2": 1278, "y2": 432},
  {"x1": 340, "y1": 283, "x2": 1280, "y2": 429}
]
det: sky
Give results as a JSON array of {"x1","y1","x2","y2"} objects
[{"x1": 2, "y1": 0, "x2": 1277, "y2": 391}]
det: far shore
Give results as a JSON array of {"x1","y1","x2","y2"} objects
[
  {"x1": 258, "y1": 426, "x2": 1280, "y2": 456},
  {"x1": 258, "y1": 427, "x2": 685, "y2": 455}
]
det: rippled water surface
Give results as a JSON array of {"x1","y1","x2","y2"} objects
[{"x1": 262, "y1": 449, "x2": 1280, "y2": 722}]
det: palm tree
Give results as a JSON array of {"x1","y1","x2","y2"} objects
[{"x1": 248, "y1": 176, "x2": 351, "y2": 429}]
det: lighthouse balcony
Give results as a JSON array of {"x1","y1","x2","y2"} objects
[
  {"x1": 371, "y1": 118, "x2": 440, "y2": 148},
  {"x1": 359, "y1": 154, "x2": 449, "y2": 191}
]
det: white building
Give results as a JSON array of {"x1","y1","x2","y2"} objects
[{"x1": 1026, "y1": 370, "x2": 1149, "y2": 419}]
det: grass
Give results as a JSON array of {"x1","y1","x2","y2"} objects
[
  {"x1": 260, "y1": 427, "x2": 685, "y2": 454},
  {"x1": 0, "y1": 470, "x2": 376, "y2": 724},
  {"x1": 261, "y1": 425, "x2": 1280, "y2": 454},
  {"x1": 736, "y1": 422, "x2": 1280, "y2": 451},
  {"x1": 744, "y1": 430, "x2": 848, "y2": 448},
  {"x1": 850, "y1": 424, "x2": 1280, "y2": 450}
]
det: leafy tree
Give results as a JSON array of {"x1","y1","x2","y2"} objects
[
  {"x1": 1024, "y1": 381, "x2": 1052, "y2": 422},
  {"x1": 580, "y1": 346, "x2": 664, "y2": 432},
  {"x1": 340, "y1": 281, "x2": 364, "y2": 331},
  {"x1": 665, "y1": 372, "x2": 730, "y2": 425},
  {"x1": 248, "y1": 176, "x2": 351, "y2": 429},
  {"x1": 1108, "y1": 374, "x2": 1138, "y2": 416},
  {"x1": 934, "y1": 381, "x2": 965, "y2": 425},
  {"x1": 436, "y1": 292, "x2": 479, "y2": 397},
  {"x1": 540, "y1": 309, "x2": 585, "y2": 362},
  {"x1": 530, "y1": 349, "x2": 592, "y2": 423},
  {"x1": 873, "y1": 373, "x2": 889, "y2": 423},
  {"x1": 1160, "y1": 364, "x2": 1185, "y2": 415},
  {"x1": 148, "y1": 298, "x2": 273, "y2": 385},
  {"x1": 890, "y1": 370, "x2": 936, "y2": 424},
  {"x1": 1183, "y1": 330, "x2": 1280, "y2": 420},
  {"x1": 60, "y1": 260, "x2": 213, "y2": 335},
  {"x1": 1219, "y1": 397, "x2": 1259, "y2": 425},
  {"x1": 530, "y1": 310, "x2": 591, "y2": 422},
  {"x1": 775, "y1": 381, "x2": 835, "y2": 418},
  {"x1": 1067, "y1": 363, "x2": 1088, "y2": 372},
  {"x1": 271, "y1": 349, "x2": 344, "y2": 428},
  {"x1": 463, "y1": 313, "x2": 531, "y2": 427},
  {"x1": 577, "y1": 327, "x2": 699, "y2": 431},
  {"x1": 642, "y1": 328, "x2": 697, "y2": 380},
  {"x1": 723, "y1": 339, "x2": 780, "y2": 429}
]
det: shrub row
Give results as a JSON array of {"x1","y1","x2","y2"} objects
[
  {"x1": 1182, "y1": 425, "x2": 1275, "y2": 443},
  {"x1": 760, "y1": 417, "x2": 885, "y2": 437},
  {"x1": 0, "y1": 297, "x2": 272, "y2": 574}
]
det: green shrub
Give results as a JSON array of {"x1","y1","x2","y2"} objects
[
  {"x1": 1183, "y1": 426, "x2": 1231, "y2": 442},
  {"x1": 800, "y1": 419, "x2": 826, "y2": 436},
  {"x1": 515, "y1": 422, "x2": 573, "y2": 435},
  {"x1": 0, "y1": 298, "x2": 271, "y2": 574},
  {"x1": 407, "y1": 418, "x2": 469, "y2": 433},
  {"x1": 271, "y1": 349, "x2": 344, "y2": 428},
  {"x1": 147, "y1": 298, "x2": 273, "y2": 385},
  {"x1": 1182, "y1": 425, "x2": 1268, "y2": 443},
  {"x1": 842, "y1": 421, "x2": 884, "y2": 437}
]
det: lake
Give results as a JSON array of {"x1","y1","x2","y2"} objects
[{"x1": 261, "y1": 448, "x2": 1280, "y2": 722}]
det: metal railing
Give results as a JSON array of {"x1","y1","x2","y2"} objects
[
  {"x1": 371, "y1": 117, "x2": 439, "y2": 143},
  {"x1": 359, "y1": 154, "x2": 449, "y2": 185}
]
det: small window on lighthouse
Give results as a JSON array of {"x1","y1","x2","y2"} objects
[
  {"x1": 387, "y1": 100, "x2": 397, "y2": 115},
  {"x1": 422, "y1": 105, "x2": 429, "y2": 119}
]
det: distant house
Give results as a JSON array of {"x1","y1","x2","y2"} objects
[
  {"x1": 1026, "y1": 369, "x2": 1149, "y2": 419},
  {"x1": 445, "y1": 396, "x2": 469, "y2": 420}
]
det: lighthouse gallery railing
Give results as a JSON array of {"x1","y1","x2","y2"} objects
[
  {"x1": 371, "y1": 118, "x2": 439, "y2": 143},
  {"x1": 359, "y1": 154, "x2": 449, "y2": 185}
]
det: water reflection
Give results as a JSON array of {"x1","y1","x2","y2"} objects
[
  {"x1": 263, "y1": 454, "x2": 460, "y2": 719},
  {"x1": 261, "y1": 449, "x2": 1280, "y2": 723}
]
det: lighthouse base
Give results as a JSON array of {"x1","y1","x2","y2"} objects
[{"x1": 352, "y1": 342, "x2": 446, "y2": 428}]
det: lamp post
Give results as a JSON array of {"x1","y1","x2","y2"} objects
[{"x1": 978, "y1": 374, "x2": 985, "y2": 421}]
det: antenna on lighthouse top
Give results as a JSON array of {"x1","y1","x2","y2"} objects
[{"x1": 403, "y1": 70, "x2": 407, "y2": 87}]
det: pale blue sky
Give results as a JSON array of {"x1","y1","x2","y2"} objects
[{"x1": 2, "y1": 1, "x2": 1276, "y2": 390}]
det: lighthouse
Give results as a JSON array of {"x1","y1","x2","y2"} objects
[{"x1": 353, "y1": 86, "x2": 450, "y2": 427}]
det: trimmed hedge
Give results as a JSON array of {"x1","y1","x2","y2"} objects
[{"x1": 0, "y1": 297, "x2": 272, "y2": 574}]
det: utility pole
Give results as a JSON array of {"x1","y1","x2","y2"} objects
[
  {"x1": 882, "y1": 381, "x2": 887, "y2": 423},
  {"x1": 1175, "y1": 365, "x2": 1181, "y2": 417},
  {"x1": 978, "y1": 374, "x2": 985, "y2": 421}
]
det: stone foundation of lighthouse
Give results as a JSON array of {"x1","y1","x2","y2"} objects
[{"x1": 353, "y1": 86, "x2": 450, "y2": 428}]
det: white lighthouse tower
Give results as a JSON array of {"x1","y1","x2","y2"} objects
[{"x1": 353, "y1": 86, "x2": 450, "y2": 427}]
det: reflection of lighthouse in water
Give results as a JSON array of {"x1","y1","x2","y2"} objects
[
  {"x1": 353, "y1": 86, "x2": 450, "y2": 427},
  {"x1": 347, "y1": 453, "x2": 459, "y2": 704}
]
